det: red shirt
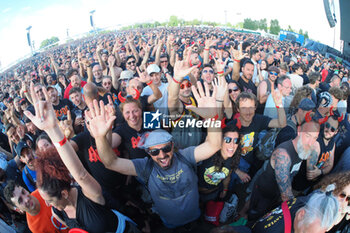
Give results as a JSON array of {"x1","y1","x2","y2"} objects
[
  {"x1": 63, "y1": 81, "x2": 87, "y2": 99},
  {"x1": 27, "y1": 190, "x2": 69, "y2": 233},
  {"x1": 321, "y1": 69, "x2": 328, "y2": 82}
]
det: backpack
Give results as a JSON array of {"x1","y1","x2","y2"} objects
[{"x1": 256, "y1": 128, "x2": 281, "y2": 160}]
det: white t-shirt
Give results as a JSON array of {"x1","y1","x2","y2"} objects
[{"x1": 141, "y1": 82, "x2": 168, "y2": 115}]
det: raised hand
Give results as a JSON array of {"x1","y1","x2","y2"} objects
[
  {"x1": 272, "y1": 89, "x2": 283, "y2": 107},
  {"x1": 23, "y1": 83, "x2": 58, "y2": 132},
  {"x1": 59, "y1": 110, "x2": 74, "y2": 139},
  {"x1": 173, "y1": 49, "x2": 197, "y2": 82},
  {"x1": 213, "y1": 76, "x2": 228, "y2": 101},
  {"x1": 85, "y1": 100, "x2": 116, "y2": 139},
  {"x1": 108, "y1": 55, "x2": 116, "y2": 68},
  {"x1": 136, "y1": 67, "x2": 151, "y2": 84},
  {"x1": 214, "y1": 51, "x2": 229, "y2": 73},
  {"x1": 186, "y1": 81, "x2": 217, "y2": 119}
]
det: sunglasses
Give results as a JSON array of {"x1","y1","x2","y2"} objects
[
  {"x1": 223, "y1": 136, "x2": 239, "y2": 144},
  {"x1": 127, "y1": 60, "x2": 136, "y2": 65},
  {"x1": 180, "y1": 82, "x2": 192, "y2": 89},
  {"x1": 203, "y1": 70, "x2": 214, "y2": 74},
  {"x1": 325, "y1": 122, "x2": 337, "y2": 133},
  {"x1": 339, "y1": 193, "x2": 350, "y2": 204},
  {"x1": 228, "y1": 87, "x2": 239, "y2": 94},
  {"x1": 147, "y1": 143, "x2": 172, "y2": 156},
  {"x1": 269, "y1": 71, "x2": 278, "y2": 76},
  {"x1": 160, "y1": 60, "x2": 168, "y2": 63}
]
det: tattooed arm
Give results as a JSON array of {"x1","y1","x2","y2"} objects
[
  {"x1": 271, "y1": 148, "x2": 293, "y2": 201},
  {"x1": 306, "y1": 142, "x2": 321, "y2": 180}
]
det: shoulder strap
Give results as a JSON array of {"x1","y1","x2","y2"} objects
[
  {"x1": 281, "y1": 201, "x2": 292, "y2": 233},
  {"x1": 142, "y1": 158, "x2": 154, "y2": 189},
  {"x1": 286, "y1": 119, "x2": 297, "y2": 133},
  {"x1": 24, "y1": 166, "x2": 36, "y2": 188},
  {"x1": 176, "y1": 152, "x2": 197, "y2": 173}
]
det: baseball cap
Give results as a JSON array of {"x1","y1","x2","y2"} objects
[
  {"x1": 137, "y1": 129, "x2": 173, "y2": 149},
  {"x1": 119, "y1": 70, "x2": 134, "y2": 80},
  {"x1": 268, "y1": 66, "x2": 280, "y2": 74},
  {"x1": 146, "y1": 64, "x2": 161, "y2": 75},
  {"x1": 16, "y1": 141, "x2": 30, "y2": 157},
  {"x1": 298, "y1": 98, "x2": 316, "y2": 111},
  {"x1": 318, "y1": 92, "x2": 333, "y2": 108}
]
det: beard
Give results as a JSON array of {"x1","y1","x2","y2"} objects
[{"x1": 297, "y1": 138, "x2": 312, "y2": 160}]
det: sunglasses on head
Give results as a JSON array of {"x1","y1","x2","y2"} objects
[
  {"x1": 339, "y1": 193, "x2": 350, "y2": 204},
  {"x1": 228, "y1": 87, "x2": 239, "y2": 93},
  {"x1": 147, "y1": 143, "x2": 172, "y2": 156},
  {"x1": 269, "y1": 71, "x2": 278, "y2": 76},
  {"x1": 223, "y1": 136, "x2": 239, "y2": 144},
  {"x1": 127, "y1": 60, "x2": 136, "y2": 65},
  {"x1": 180, "y1": 82, "x2": 192, "y2": 89},
  {"x1": 203, "y1": 69, "x2": 214, "y2": 74},
  {"x1": 325, "y1": 122, "x2": 337, "y2": 132}
]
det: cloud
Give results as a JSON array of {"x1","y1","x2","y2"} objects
[{"x1": 2, "y1": 8, "x2": 11, "y2": 14}]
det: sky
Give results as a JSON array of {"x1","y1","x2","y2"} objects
[{"x1": 0, "y1": 0, "x2": 342, "y2": 71}]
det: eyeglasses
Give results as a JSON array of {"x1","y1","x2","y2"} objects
[
  {"x1": 228, "y1": 87, "x2": 240, "y2": 93},
  {"x1": 339, "y1": 193, "x2": 350, "y2": 205},
  {"x1": 147, "y1": 143, "x2": 172, "y2": 156},
  {"x1": 203, "y1": 70, "x2": 214, "y2": 74},
  {"x1": 180, "y1": 82, "x2": 192, "y2": 89},
  {"x1": 325, "y1": 122, "x2": 337, "y2": 133},
  {"x1": 160, "y1": 60, "x2": 168, "y2": 63},
  {"x1": 269, "y1": 71, "x2": 278, "y2": 76},
  {"x1": 223, "y1": 136, "x2": 239, "y2": 144},
  {"x1": 127, "y1": 60, "x2": 136, "y2": 65}
]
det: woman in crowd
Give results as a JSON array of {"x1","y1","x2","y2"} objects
[
  {"x1": 197, "y1": 123, "x2": 241, "y2": 202},
  {"x1": 24, "y1": 84, "x2": 140, "y2": 233},
  {"x1": 224, "y1": 80, "x2": 242, "y2": 119}
]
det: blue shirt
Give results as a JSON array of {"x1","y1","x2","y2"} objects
[{"x1": 22, "y1": 166, "x2": 36, "y2": 192}]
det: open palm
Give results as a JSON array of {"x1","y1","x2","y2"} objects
[
  {"x1": 85, "y1": 100, "x2": 116, "y2": 139},
  {"x1": 186, "y1": 81, "x2": 217, "y2": 119}
]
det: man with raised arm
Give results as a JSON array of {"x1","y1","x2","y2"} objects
[{"x1": 90, "y1": 68, "x2": 223, "y2": 228}]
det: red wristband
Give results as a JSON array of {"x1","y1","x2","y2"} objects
[
  {"x1": 204, "y1": 48, "x2": 209, "y2": 51},
  {"x1": 146, "y1": 80, "x2": 153, "y2": 85},
  {"x1": 172, "y1": 77, "x2": 181, "y2": 84},
  {"x1": 224, "y1": 189, "x2": 228, "y2": 192},
  {"x1": 54, "y1": 136, "x2": 67, "y2": 147},
  {"x1": 23, "y1": 91, "x2": 28, "y2": 93},
  {"x1": 276, "y1": 105, "x2": 280, "y2": 109},
  {"x1": 217, "y1": 71, "x2": 224, "y2": 74},
  {"x1": 234, "y1": 59, "x2": 240, "y2": 63}
]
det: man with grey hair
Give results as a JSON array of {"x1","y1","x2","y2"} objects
[
  {"x1": 248, "y1": 120, "x2": 320, "y2": 221},
  {"x1": 252, "y1": 188, "x2": 339, "y2": 233}
]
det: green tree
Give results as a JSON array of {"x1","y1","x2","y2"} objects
[
  {"x1": 269, "y1": 19, "x2": 281, "y2": 35},
  {"x1": 258, "y1": 18, "x2": 267, "y2": 32},
  {"x1": 40, "y1": 36, "x2": 59, "y2": 49},
  {"x1": 243, "y1": 18, "x2": 258, "y2": 30},
  {"x1": 169, "y1": 15, "x2": 179, "y2": 27},
  {"x1": 287, "y1": 25, "x2": 294, "y2": 32},
  {"x1": 304, "y1": 31, "x2": 309, "y2": 39},
  {"x1": 298, "y1": 29, "x2": 303, "y2": 35}
]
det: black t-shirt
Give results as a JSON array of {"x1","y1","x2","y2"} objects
[
  {"x1": 197, "y1": 153, "x2": 233, "y2": 190},
  {"x1": 53, "y1": 99, "x2": 75, "y2": 121},
  {"x1": 71, "y1": 131, "x2": 125, "y2": 191},
  {"x1": 228, "y1": 114, "x2": 271, "y2": 165},
  {"x1": 238, "y1": 76, "x2": 257, "y2": 95},
  {"x1": 112, "y1": 123, "x2": 149, "y2": 159},
  {"x1": 53, "y1": 186, "x2": 118, "y2": 233},
  {"x1": 252, "y1": 196, "x2": 309, "y2": 233}
]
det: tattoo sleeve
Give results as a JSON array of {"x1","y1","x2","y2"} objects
[
  {"x1": 273, "y1": 148, "x2": 293, "y2": 201},
  {"x1": 307, "y1": 149, "x2": 319, "y2": 171}
]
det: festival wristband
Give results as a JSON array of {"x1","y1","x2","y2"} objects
[
  {"x1": 172, "y1": 77, "x2": 181, "y2": 84},
  {"x1": 53, "y1": 136, "x2": 67, "y2": 147},
  {"x1": 146, "y1": 80, "x2": 153, "y2": 86}
]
